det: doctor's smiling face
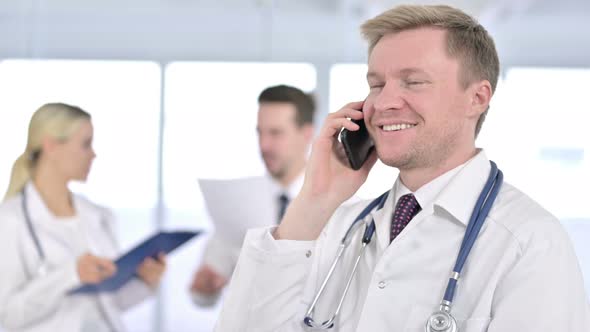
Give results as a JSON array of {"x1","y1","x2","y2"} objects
[{"x1": 363, "y1": 27, "x2": 492, "y2": 178}]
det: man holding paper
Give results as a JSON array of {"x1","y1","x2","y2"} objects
[{"x1": 190, "y1": 85, "x2": 316, "y2": 306}]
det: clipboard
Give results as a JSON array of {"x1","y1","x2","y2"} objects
[{"x1": 69, "y1": 230, "x2": 200, "y2": 294}]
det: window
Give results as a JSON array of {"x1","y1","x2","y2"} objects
[
  {"x1": 0, "y1": 59, "x2": 162, "y2": 330},
  {"x1": 477, "y1": 68, "x2": 590, "y2": 220},
  {"x1": 162, "y1": 61, "x2": 316, "y2": 331}
]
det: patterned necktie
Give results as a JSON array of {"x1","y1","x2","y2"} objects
[
  {"x1": 277, "y1": 193, "x2": 290, "y2": 224},
  {"x1": 390, "y1": 193, "x2": 421, "y2": 243}
]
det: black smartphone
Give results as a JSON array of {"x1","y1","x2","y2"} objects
[{"x1": 339, "y1": 116, "x2": 374, "y2": 170}]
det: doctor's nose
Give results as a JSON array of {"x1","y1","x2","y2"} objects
[
  {"x1": 258, "y1": 135, "x2": 274, "y2": 153},
  {"x1": 372, "y1": 83, "x2": 405, "y2": 113}
]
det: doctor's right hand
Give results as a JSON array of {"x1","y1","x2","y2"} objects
[
  {"x1": 303, "y1": 101, "x2": 377, "y2": 201},
  {"x1": 76, "y1": 253, "x2": 117, "y2": 284},
  {"x1": 189, "y1": 264, "x2": 227, "y2": 295},
  {"x1": 275, "y1": 101, "x2": 377, "y2": 241}
]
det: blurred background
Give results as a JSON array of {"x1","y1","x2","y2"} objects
[{"x1": 0, "y1": 0, "x2": 589, "y2": 331}]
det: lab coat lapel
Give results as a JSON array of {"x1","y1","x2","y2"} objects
[
  {"x1": 74, "y1": 197, "x2": 116, "y2": 257},
  {"x1": 372, "y1": 189, "x2": 395, "y2": 256},
  {"x1": 434, "y1": 151, "x2": 492, "y2": 227},
  {"x1": 72, "y1": 197, "x2": 123, "y2": 331},
  {"x1": 25, "y1": 183, "x2": 54, "y2": 225},
  {"x1": 24, "y1": 183, "x2": 68, "y2": 242}
]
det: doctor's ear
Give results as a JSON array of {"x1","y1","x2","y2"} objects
[
  {"x1": 468, "y1": 80, "x2": 492, "y2": 118},
  {"x1": 40, "y1": 136, "x2": 62, "y2": 158}
]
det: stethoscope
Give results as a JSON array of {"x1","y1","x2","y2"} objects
[
  {"x1": 20, "y1": 185, "x2": 121, "y2": 332},
  {"x1": 21, "y1": 187, "x2": 50, "y2": 277},
  {"x1": 303, "y1": 161, "x2": 503, "y2": 332},
  {"x1": 20, "y1": 186, "x2": 113, "y2": 278}
]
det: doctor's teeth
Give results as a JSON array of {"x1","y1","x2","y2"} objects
[{"x1": 382, "y1": 124, "x2": 416, "y2": 131}]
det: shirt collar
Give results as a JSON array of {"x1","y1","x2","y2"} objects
[
  {"x1": 371, "y1": 150, "x2": 491, "y2": 253},
  {"x1": 392, "y1": 162, "x2": 465, "y2": 217},
  {"x1": 267, "y1": 171, "x2": 305, "y2": 199},
  {"x1": 433, "y1": 150, "x2": 492, "y2": 227},
  {"x1": 387, "y1": 149, "x2": 491, "y2": 227}
]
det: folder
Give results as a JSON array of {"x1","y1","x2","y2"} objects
[{"x1": 69, "y1": 230, "x2": 200, "y2": 294}]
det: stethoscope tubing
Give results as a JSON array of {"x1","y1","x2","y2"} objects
[
  {"x1": 19, "y1": 186, "x2": 121, "y2": 331},
  {"x1": 21, "y1": 188, "x2": 46, "y2": 261},
  {"x1": 443, "y1": 161, "x2": 503, "y2": 304},
  {"x1": 20, "y1": 186, "x2": 114, "y2": 272},
  {"x1": 304, "y1": 192, "x2": 388, "y2": 328},
  {"x1": 304, "y1": 161, "x2": 503, "y2": 331}
]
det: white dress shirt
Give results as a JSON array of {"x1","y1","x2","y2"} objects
[
  {"x1": 214, "y1": 151, "x2": 590, "y2": 332},
  {"x1": 0, "y1": 182, "x2": 153, "y2": 332}
]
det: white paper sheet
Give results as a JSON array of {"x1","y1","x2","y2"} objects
[{"x1": 198, "y1": 176, "x2": 277, "y2": 246}]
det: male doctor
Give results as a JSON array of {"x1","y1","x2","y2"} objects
[
  {"x1": 214, "y1": 4, "x2": 590, "y2": 332},
  {"x1": 190, "y1": 85, "x2": 316, "y2": 305}
]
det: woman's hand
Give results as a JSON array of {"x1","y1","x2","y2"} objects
[
  {"x1": 136, "y1": 253, "x2": 167, "y2": 289},
  {"x1": 77, "y1": 253, "x2": 117, "y2": 284},
  {"x1": 189, "y1": 264, "x2": 227, "y2": 295}
]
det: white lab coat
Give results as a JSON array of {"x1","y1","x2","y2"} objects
[
  {"x1": 0, "y1": 183, "x2": 153, "y2": 332},
  {"x1": 214, "y1": 151, "x2": 590, "y2": 332}
]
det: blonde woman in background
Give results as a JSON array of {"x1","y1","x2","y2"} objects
[{"x1": 0, "y1": 103, "x2": 166, "y2": 332}]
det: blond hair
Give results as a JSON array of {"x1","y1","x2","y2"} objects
[
  {"x1": 3, "y1": 103, "x2": 91, "y2": 200},
  {"x1": 361, "y1": 5, "x2": 499, "y2": 137}
]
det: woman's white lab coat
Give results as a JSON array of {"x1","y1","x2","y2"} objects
[{"x1": 0, "y1": 183, "x2": 152, "y2": 332}]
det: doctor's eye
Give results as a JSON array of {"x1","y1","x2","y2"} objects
[
  {"x1": 402, "y1": 79, "x2": 430, "y2": 88},
  {"x1": 405, "y1": 80, "x2": 426, "y2": 86}
]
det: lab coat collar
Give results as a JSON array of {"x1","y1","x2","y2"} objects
[
  {"x1": 371, "y1": 150, "x2": 490, "y2": 251},
  {"x1": 433, "y1": 150, "x2": 492, "y2": 227},
  {"x1": 24, "y1": 182, "x2": 58, "y2": 225},
  {"x1": 24, "y1": 181, "x2": 99, "y2": 227}
]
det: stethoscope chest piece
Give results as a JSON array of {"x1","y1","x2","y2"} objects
[{"x1": 425, "y1": 310, "x2": 457, "y2": 332}]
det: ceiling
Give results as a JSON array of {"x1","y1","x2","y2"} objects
[
  {"x1": 0, "y1": 0, "x2": 588, "y2": 66},
  {"x1": 0, "y1": 0, "x2": 584, "y2": 17}
]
